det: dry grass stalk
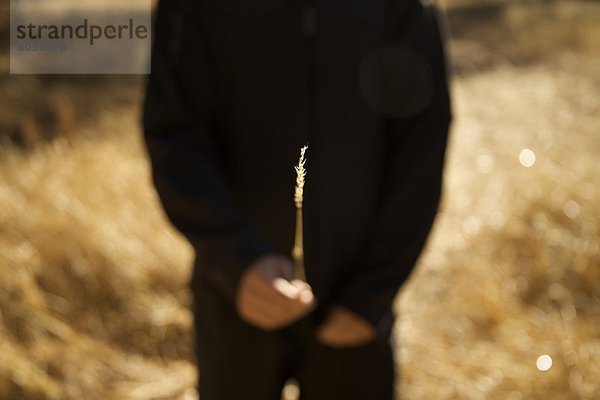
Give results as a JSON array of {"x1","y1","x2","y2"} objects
[{"x1": 292, "y1": 145, "x2": 308, "y2": 281}]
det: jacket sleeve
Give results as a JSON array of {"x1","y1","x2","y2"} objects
[
  {"x1": 336, "y1": 5, "x2": 452, "y2": 334},
  {"x1": 143, "y1": 0, "x2": 276, "y2": 304}
]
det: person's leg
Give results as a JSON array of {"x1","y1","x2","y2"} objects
[
  {"x1": 192, "y1": 271, "x2": 288, "y2": 400},
  {"x1": 294, "y1": 317, "x2": 396, "y2": 400}
]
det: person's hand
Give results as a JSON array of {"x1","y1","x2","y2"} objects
[
  {"x1": 236, "y1": 254, "x2": 316, "y2": 331},
  {"x1": 316, "y1": 306, "x2": 377, "y2": 348}
]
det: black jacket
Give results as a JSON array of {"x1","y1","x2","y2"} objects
[{"x1": 143, "y1": 0, "x2": 452, "y2": 332}]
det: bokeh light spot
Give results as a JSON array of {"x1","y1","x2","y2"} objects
[
  {"x1": 536, "y1": 355, "x2": 553, "y2": 371},
  {"x1": 563, "y1": 200, "x2": 581, "y2": 219},
  {"x1": 519, "y1": 149, "x2": 536, "y2": 168}
]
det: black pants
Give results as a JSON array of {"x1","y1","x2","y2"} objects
[{"x1": 193, "y1": 274, "x2": 396, "y2": 400}]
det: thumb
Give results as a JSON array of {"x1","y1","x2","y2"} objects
[{"x1": 290, "y1": 279, "x2": 316, "y2": 304}]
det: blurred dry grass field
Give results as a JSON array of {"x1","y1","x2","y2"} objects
[{"x1": 0, "y1": 1, "x2": 599, "y2": 399}]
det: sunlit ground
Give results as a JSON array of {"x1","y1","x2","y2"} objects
[{"x1": 0, "y1": 1, "x2": 599, "y2": 399}]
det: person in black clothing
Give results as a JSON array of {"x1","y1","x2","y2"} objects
[{"x1": 143, "y1": 0, "x2": 452, "y2": 398}]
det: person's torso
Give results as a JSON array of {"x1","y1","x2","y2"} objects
[{"x1": 192, "y1": 0, "x2": 437, "y2": 300}]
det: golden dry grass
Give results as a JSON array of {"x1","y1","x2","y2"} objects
[
  {"x1": 398, "y1": 57, "x2": 600, "y2": 399},
  {"x1": 0, "y1": 112, "x2": 196, "y2": 400},
  {"x1": 0, "y1": 1, "x2": 599, "y2": 399}
]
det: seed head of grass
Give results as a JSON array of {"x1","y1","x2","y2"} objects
[{"x1": 294, "y1": 145, "x2": 308, "y2": 209}]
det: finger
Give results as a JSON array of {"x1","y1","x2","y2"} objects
[
  {"x1": 289, "y1": 280, "x2": 316, "y2": 304},
  {"x1": 272, "y1": 277, "x2": 302, "y2": 299},
  {"x1": 290, "y1": 279, "x2": 311, "y2": 290},
  {"x1": 269, "y1": 291, "x2": 315, "y2": 321},
  {"x1": 247, "y1": 276, "x2": 304, "y2": 311},
  {"x1": 289, "y1": 279, "x2": 313, "y2": 294},
  {"x1": 271, "y1": 279, "x2": 316, "y2": 315},
  {"x1": 270, "y1": 278, "x2": 315, "y2": 310},
  {"x1": 248, "y1": 259, "x2": 313, "y2": 305},
  {"x1": 248, "y1": 272, "x2": 300, "y2": 300},
  {"x1": 245, "y1": 278, "x2": 314, "y2": 321},
  {"x1": 245, "y1": 273, "x2": 316, "y2": 320}
]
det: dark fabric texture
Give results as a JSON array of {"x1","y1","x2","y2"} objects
[
  {"x1": 194, "y1": 270, "x2": 395, "y2": 400},
  {"x1": 143, "y1": 0, "x2": 452, "y2": 333}
]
